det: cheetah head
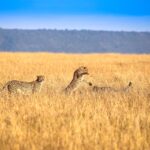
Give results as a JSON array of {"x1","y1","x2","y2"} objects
[
  {"x1": 74, "y1": 66, "x2": 89, "y2": 79},
  {"x1": 36, "y1": 75, "x2": 45, "y2": 82}
]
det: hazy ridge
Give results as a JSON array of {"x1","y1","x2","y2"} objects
[{"x1": 0, "y1": 28, "x2": 150, "y2": 53}]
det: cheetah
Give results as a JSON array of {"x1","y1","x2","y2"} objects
[
  {"x1": 88, "y1": 81, "x2": 132, "y2": 93},
  {"x1": 64, "y1": 66, "x2": 89, "y2": 94},
  {"x1": 0, "y1": 75, "x2": 45, "y2": 95}
]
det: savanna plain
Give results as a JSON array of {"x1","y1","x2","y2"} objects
[{"x1": 0, "y1": 53, "x2": 150, "y2": 150}]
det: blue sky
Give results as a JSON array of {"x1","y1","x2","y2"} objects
[{"x1": 0, "y1": 0, "x2": 150, "y2": 31}]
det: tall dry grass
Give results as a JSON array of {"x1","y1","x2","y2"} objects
[{"x1": 0, "y1": 52, "x2": 150, "y2": 150}]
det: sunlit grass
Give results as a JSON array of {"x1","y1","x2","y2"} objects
[{"x1": 0, "y1": 52, "x2": 150, "y2": 150}]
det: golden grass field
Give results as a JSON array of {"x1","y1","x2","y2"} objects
[{"x1": 0, "y1": 52, "x2": 150, "y2": 150}]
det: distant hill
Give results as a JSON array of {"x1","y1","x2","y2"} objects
[{"x1": 0, "y1": 28, "x2": 150, "y2": 53}]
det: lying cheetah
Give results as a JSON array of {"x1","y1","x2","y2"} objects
[
  {"x1": 88, "y1": 82, "x2": 132, "y2": 93},
  {"x1": 0, "y1": 75, "x2": 45, "y2": 95},
  {"x1": 64, "y1": 66, "x2": 89, "y2": 94}
]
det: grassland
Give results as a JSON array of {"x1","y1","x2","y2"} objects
[{"x1": 0, "y1": 52, "x2": 150, "y2": 150}]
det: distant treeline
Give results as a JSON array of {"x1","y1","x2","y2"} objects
[{"x1": 0, "y1": 28, "x2": 150, "y2": 53}]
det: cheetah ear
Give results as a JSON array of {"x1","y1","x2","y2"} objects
[
  {"x1": 89, "y1": 82, "x2": 93, "y2": 86},
  {"x1": 36, "y1": 76, "x2": 41, "y2": 81}
]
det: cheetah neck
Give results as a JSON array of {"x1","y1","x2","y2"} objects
[{"x1": 65, "y1": 75, "x2": 85, "y2": 94}]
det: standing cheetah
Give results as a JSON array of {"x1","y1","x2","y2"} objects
[
  {"x1": 64, "y1": 66, "x2": 89, "y2": 94},
  {"x1": 0, "y1": 75, "x2": 45, "y2": 95}
]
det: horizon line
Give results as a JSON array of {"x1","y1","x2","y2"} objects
[{"x1": 0, "y1": 27, "x2": 150, "y2": 32}]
